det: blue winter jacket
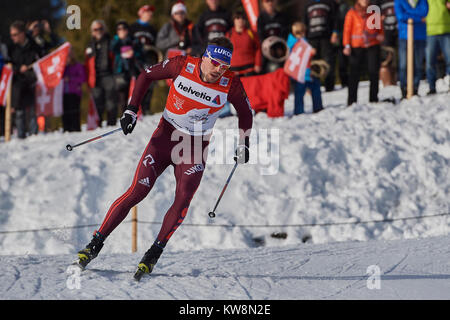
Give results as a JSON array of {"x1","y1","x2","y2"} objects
[{"x1": 394, "y1": 0, "x2": 429, "y2": 40}]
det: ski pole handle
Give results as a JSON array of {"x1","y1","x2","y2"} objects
[
  {"x1": 208, "y1": 162, "x2": 238, "y2": 218},
  {"x1": 66, "y1": 126, "x2": 127, "y2": 151}
]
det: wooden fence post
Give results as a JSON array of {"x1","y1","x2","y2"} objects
[
  {"x1": 131, "y1": 206, "x2": 137, "y2": 253},
  {"x1": 407, "y1": 18, "x2": 414, "y2": 99}
]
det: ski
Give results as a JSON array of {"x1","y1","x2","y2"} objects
[
  {"x1": 72, "y1": 255, "x2": 89, "y2": 271},
  {"x1": 133, "y1": 263, "x2": 151, "y2": 282}
]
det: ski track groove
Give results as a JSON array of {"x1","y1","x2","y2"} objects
[
  {"x1": 234, "y1": 275, "x2": 253, "y2": 299},
  {"x1": 384, "y1": 252, "x2": 410, "y2": 275},
  {"x1": 3, "y1": 265, "x2": 21, "y2": 295}
]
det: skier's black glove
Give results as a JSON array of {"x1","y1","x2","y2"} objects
[
  {"x1": 120, "y1": 105, "x2": 139, "y2": 135},
  {"x1": 234, "y1": 137, "x2": 250, "y2": 164}
]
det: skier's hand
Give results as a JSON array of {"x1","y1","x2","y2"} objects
[
  {"x1": 120, "y1": 105, "x2": 138, "y2": 135},
  {"x1": 234, "y1": 137, "x2": 250, "y2": 164}
]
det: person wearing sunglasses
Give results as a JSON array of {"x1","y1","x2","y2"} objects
[
  {"x1": 85, "y1": 20, "x2": 117, "y2": 127},
  {"x1": 76, "y1": 37, "x2": 253, "y2": 281}
]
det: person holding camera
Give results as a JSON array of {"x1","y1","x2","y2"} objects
[{"x1": 156, "y1": 2, "x2": 194, "y2": 57}]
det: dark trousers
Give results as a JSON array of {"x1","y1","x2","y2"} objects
[
  {"x1": 337, "y1": 45, "x2": 349, "y2": 87},
  {"x1": 63, "y1": 93, "x2": 81, "y2": 132},
  {"x1": 92, "y1": 75, "x2": 117, "y2": 126},
  {"x1": 348, "y1": 45, "x2": 381, "y2": 106},
  {"x1": 11, "y1": 84, "x2": 37, "y2": 139},
  {"x1": 294, "y1": 77, "x2": 323, "y2": 114},
  {"x1": 309, "y1": 37, "x2": 337, "y2": 91}
]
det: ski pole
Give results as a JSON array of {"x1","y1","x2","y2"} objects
[
  {"x1": 208, "y1": 162, "x2": 238, "y2": 219},
  {"x1": 66, "y1": 126, "x2": 128, "y2": 151}
]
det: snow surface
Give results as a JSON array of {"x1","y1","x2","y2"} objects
[
  {"x1": 1, "y1": 235, "x2": 449, "y2": 299},
  {"x1": 0, "y1": 80, "x2": 449, "y2": 299}
]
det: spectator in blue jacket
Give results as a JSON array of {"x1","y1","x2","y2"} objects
[
  {"x1": 287, "y1": 21, "x2": 323, "y2": 115},
  {"x1": 395, "y1": 0, "x2": 429, "y2": 98}
]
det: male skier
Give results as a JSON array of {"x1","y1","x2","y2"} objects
[{"x1": 75, "y1": 37, "x2": 253, "y2": 280}]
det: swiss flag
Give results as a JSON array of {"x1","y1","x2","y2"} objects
[
  {"x1": 242, "y1": 0, "x2": 259, "y2": 33},
  {"x1": 33, "y1": 42, "x2": 70, "y2": 89},
  {"x1": 0, "y1": 64, "x2": 13, "y2": 106},
  {"x1": 87, "y1": 92, "x2": 100, "y2": 130},
  {"x1": 283, "y1": 39, "x2": 313, "y2": 84},
  {"x1": 35, "y1": 81, "x2": 63, "y2": 117}
]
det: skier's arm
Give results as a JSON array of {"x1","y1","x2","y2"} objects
[
  {"x1": 227, "y1": 76, "x2": 253, "y2": 143},
  {"x1": 129, "y1": 55, "x2": 186, "y2": 107}
]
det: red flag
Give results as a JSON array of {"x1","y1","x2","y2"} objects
[
  {"x1": 35, "y1": 81, "x2": 63, "y2": 117},
  {"x1": 33, "y1": 42, "x2": 71, "y2": 89},
  {"x1": 0, "y1": 64, "x2": 13, "y2": 106},
  {"x1": 240, "y1": 68, "x2": 290, "y2": 118},
  {"x1": 128, "y1": 76, "x2": 143, "y2": 120},
  {"x1": 242, "y1": 0, "x2": 259, "y2": 33},
  {"x1": 283, "y1": 39, "x2": 313, "y2": 84},
  {"x1": 87, "y1": 93, "x2": 100, "y2": 130}
]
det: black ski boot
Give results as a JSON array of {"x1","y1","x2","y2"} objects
[
  {"x1": 75, "y1": 231, "x2": 105, "y2": 270},
  {"x1": 134, "y1": 241, "x2": 164, "y2": 281}
]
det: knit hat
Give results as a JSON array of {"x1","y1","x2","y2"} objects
[
  {"x1": 116, "y1": 20, "x2": 129, "y2": 30},
  {"x1": 171, "y1": 1, "x2": 187, "y2": 15},
  {"x1": 138, "y1": 5, "x2": 155, "y2": 17}
]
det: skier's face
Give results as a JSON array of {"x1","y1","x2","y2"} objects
[{"x1": 200, "y1": 54, "x2": 230, "y2": 83}]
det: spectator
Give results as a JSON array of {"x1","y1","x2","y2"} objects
[
  {"x1": 112, "y1": 20, "x2": 142, "y2": 115},
  {"x1": 193, "y1": 0, "x2": 232, "y2": 55},
  {"x1": 227, "y1": 11, "x2": 262, "y2": 77},
  {"x1": 377, "y1": 0, "x2": 398, "y2": 47},
  {"x1": 8, "y1": 20, "x2": 41, "y2": 139},
  {"x1": 63, "y1": 49, "x2": 86, "y2": 132},
  {"x1": 335, "y1": 0, "x2": 351, "y2": 88},
  {"x1": 27, "y1": 20, "x2": 63, "y2": 56},
  {"x1": 376, "y1": 0, "x2": 399, "y2": 87},
  {"x1": 85, "y1": 20, "x2": 117, "y2": 127},
  {"x1": 425, "y1": 0, "x2": 450, "y2": 94},
  {"x1": 343, "y1": 0, "x2": 384, "y2": 105},
  {"x1": 130, "y1": 4, "x2": 159, "y2": 115},
  {"x1": 287, "y1": 21, "x2": 323, "y2": 115},
  {"x1": 156, "y1": 2, "x2": 194, "y2": 56},
  {"x1": 395, "y1": 0, "x2": 428, "y2": 98},
  {"x1": 0, "y1": 37, "x2": 7, "y2": 138},
  {"x1": 304, "y1": 0, "x2": 340, "y2": 92},
  {"x1": 257, "y1": 0, "x2": 289, "y2": 73},
  {"x1": 219, "y1": 10, "x2": 262, "y2": 118}
]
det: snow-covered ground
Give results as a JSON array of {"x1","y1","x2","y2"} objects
[
  {"x1": 0, "y1": 80, "x2": 449, "y2": 299},
  {"x1": 1, "y1": 235, "x2": 449, "y2": 299}
]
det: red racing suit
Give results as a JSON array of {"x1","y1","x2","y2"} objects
[{"x1": 96, "y1": 55, "x2": 253, "y2": 246}]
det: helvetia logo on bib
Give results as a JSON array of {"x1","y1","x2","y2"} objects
[{"x1": 178, "y1": 81, "x2": 212, "y2": 102}]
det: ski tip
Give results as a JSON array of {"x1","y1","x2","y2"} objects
[
  {"x1": 134, "y1": 270, "x2": 145, "y2": 282},
  {"x1": 72, "y1": 260, "x2": 86, "y2": 271}
]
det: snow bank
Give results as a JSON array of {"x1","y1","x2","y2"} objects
[{"x1": 0, "y1": 82, "x2": 449, "y2": 256}]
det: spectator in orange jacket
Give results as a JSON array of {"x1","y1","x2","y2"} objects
[{"x1": 343, "y1": 0, "x2": 384, "y2": 106}]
